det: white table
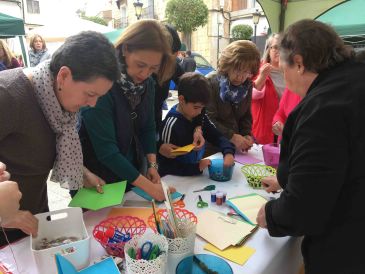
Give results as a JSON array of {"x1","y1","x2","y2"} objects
[{"x1": 0, "y1": 145, "x2": 303, "y2": 273}]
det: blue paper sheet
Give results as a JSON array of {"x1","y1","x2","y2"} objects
[
  {"x1": 132, "y1": 187, "x2": 182, "y2": 202},
  {"x1": 56, "y1": 254, "x2": 119, "y2": 274}
]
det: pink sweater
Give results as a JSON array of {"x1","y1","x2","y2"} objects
[{"x1": 272, "y1": 88, "x2": 302, "y2": 125}]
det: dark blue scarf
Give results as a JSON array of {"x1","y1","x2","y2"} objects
[{"x1": 218, "y1": 75, "x2": 252, "y2": 104}]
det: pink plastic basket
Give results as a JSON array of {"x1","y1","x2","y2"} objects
[
  {"x1": 262, "y1": 143, "x2": 280, "y2": 168},
  {"x1": 93, "y1": 216, "x2": 146, "y2": 257}
]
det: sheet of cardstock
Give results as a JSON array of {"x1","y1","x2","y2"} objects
[
  {"x1": 171, "y1": 144, "x2": 195, "y2": 156},
  {"x1": 132, "y1": 187, "x2": 182, "y2": 202},
  {"x1": 204, "y1": 243, "x2": 255, "y2": 265},
  {"x1": 234, "y1": 152, "x2": 261, "y2": 165},
  {"x1": 107, "y1": 207, "x2": 153, "y2": 224}
]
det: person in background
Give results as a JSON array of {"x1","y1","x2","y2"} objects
[
  {"x1": 17, "y1": 55, "x2": 24, "y2": 67},
  {"x1": 252, "y1": 34, "x2": 284, "y2": 144},
  {"x1": 182, "y1": 50, "x2": 196, "y2": 72},
  {"x1": 256, "y1": 20, "x2": 365, "y2": 273},
  {"x1": 271, "y1": 88, "x2": 301, "y2": 137},
  {"x1": 205, "y1": 40, "x2": 260, "y2": 156},
  {"x1": 0, "y1": 40, "x2": 20, "y2": 70},
  {"x1": 79, "y1": 20, "x2": 176, "y2": 202},
  {"x1": 0, "y1": 162, "x2": 38, "y2": 238},
  {"x1": 0, "y1": 31, "x2": 119, "y2": 246},
  {"x1": 29, "y1": 34, "x2": 51, "y2": 67},
  {"x1": 158, "y1": 73, "x2": 235, "y2": 176}
]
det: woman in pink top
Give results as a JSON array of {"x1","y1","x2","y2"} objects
[{"x1": 272, "y1": 88, "x2": 302, "y2": 136}]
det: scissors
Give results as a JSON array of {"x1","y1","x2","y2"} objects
[
  {"x1": 193, "y1": 185, "x2": 216, "y2": 193},
  {"x1": 141, "y1": 241, "x2": 160, "y2": 260},
  {"x1": 197, "y1": 195, "x2": 208, "y2": 208},
  {"x1": 173, "y1": 194, "x2": 186, "y2": 208}
]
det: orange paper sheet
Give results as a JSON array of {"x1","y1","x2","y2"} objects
[{"x1": 107, "y1": 207, "x2": 153, "y2": 224}]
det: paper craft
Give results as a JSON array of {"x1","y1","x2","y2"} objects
[
  {"x1": 69, "y1": 181, "x2": 126, "y2": 210},
  {"x1": 196, "y1": 209, "x2": 256, "y2": 250},
  {"x1": 234, "y1": 152, "x2": 261, "y2": 165},
  {"x1": 204, "y1": 243, "x2": 255, "y2": 265},
  {"x1": 107, "y1": 207, "x2": 153, "y2": 224},
  {"x1": 56, "y1": 254, "x2": 119, "y2": 274},
  {"x1": 171, "y1": 144, "x2": 195, "y2": 156},
  {"x1": 132, "y1": 187, "x2": 182, "y2": 202},
  {"x1": 226, "y1": 193, "x2": 268, "y2": 225}
]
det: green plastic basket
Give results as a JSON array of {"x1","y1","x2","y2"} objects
[{"x1": 241, "y1": 164, "x2": 277, "y2": 189}]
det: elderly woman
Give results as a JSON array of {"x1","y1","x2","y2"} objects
[
  {"x1": 79, "y1": 20, "x2": 176, "y2": 202},
  {"x1": 29, "y1": 34, "x2": 51, "y2": 67},
  {"x1": 0, "y1": 31, "x2": 119, "y2": 246},
  {"x1": 0, "y1": 40, "x2": 20, "y2": 70},
  {"x1": 251, "y1": 34, "x2": 283, "y2": 144},
  {"x1": 205, "y1": 40, "x2": 260, "y2": 155},
  {"x1": 256, "y1": 20, "x2": 365, "y2": 273}
]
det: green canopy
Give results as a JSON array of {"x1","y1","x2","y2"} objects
[
  {"x1": 257, "y1": 0, "x2": 346, "y2": 33},
  {"x1": 0, "y1": 12, "x2": 25, "y2": 37},
  {"x1": 316, "y1": 0, "x2": 365, "y2": 37},
  {"x1": 103, "y1": 28, "x2": 124, "y2": 44}
]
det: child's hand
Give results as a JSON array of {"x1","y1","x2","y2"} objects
[
  {"x1": 223, "y1": 154, "x2": 235, "y2": 167},
  {"x1": 159, "y1": 143, "x2": 179, "y2": 158},
  {"x1": 193, "y1": 127, "x2": 205, "y2": 151},
  {"x1": 199, "y1": 159, "x2": 211, "y2": 172}
]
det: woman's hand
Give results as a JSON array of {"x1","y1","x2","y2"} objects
[
  {"x1": 256, "y1": 204, "x2": 267, "y2": 228},
  {"x1": 150, "y1": 184, "x2": 176, "y2": 202},
  {"x1": 193, "y1": 127, "x2": 205, "y2": 151},
  {"x1": 223, "y1": 153, "x2": 235, "y2": 167},
  {"x1": 199, "y1": 159, "x2": 211, "y2": 172},
  {"x1": 272, "y1": 121, "x2": 284, "y2": 136},
  {"x1": 159, "y1": 143, "x2": 179, "y2": 158},
  {"x1": 261, "y1": 176, "x2": 281, "y2": 193},
  {"x1": 0, "y1": 162, "x2": 10, "y2": 182},
  {"x1": 0, "y1": 181, "x2": 22, "y2": 220},
  {"x1": 231, "y1": 134, "x2": 253, "y2": 152},
  {"x1": 83, "y1": 167, "x2": 105, "y2": 193},
  {"x1": 147, "y1": 167, "x2": 161, "y2": 184},
  {"x1": 1, "y1": 210, "x2": 39, "y2": 237}
]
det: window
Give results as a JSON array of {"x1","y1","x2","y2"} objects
[
  {"x1": 193, "y1": 55, "x2": 211, "y2": 68},
  {"x1": 27, "y1": 0, "x2": 40, "y2": 14}
]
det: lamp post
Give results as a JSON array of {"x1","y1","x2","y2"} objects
[
  {"x1": 252, "y1": 9, "x2": 260, "y2": 44},
  {"x1": 133, "y1": 0, "x2": 143, "y2": 20}
]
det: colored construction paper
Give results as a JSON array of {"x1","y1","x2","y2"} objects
[
  {"x1": 204, "y1": 243, "x2": 255, "y2": 265},
  {"x1": 234, "y1": 152, "x2": 261, "y2": 165},
  {"x1": 56, "y1": 254, "x2": 119, "y2": 274},
  {"x1": 108, "y1": 207, "x2": 153, "y2": 224},
  {"x1": 132, "y1": 187, "x2": 182, "y2": 202},
  {"x1": 69, "y1": 181, "x2": 126, "y2": 210},
  {"x1": 226, "y1": 193, "x2": 268, "y2": 225},
  {"x1": 171, "y1": 144, "x2": 195, "y2": 156}
]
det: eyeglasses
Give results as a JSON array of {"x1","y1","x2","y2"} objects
[{"x1": 270, "y1": 45, "x2": 279, "y2": 51}]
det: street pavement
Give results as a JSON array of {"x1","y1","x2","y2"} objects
[{"x1": 47, "y1": 91, "x2": 179, "y2": 211}]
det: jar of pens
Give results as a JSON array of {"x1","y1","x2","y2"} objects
[
  {"x1": 124, "y1": 233, "x2": 168, "y2": 274},
  {"x1": 148, "y1": 203, "x2": 198, "y2": 274}
]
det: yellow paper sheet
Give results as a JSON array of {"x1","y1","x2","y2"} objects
[
  {"x1": 196, "y1": 209, "x2": 255, "y2": 250},
  {"x1": 107, "y1": 207, "x2": 153, "y2": 224},
  {"x1": 171, "y1": 144, "x2": 195, "y2": 156},
  {"x1": 204, "y1": 243, "x2": 256, "y2": 265}
]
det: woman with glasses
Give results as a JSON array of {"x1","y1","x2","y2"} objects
[
  {"x1": 205, "y1": 40, "x2": 260, "y2": 155},
  {"x1": 251, "y1": 34, "x2": 284, "y2": 144}
]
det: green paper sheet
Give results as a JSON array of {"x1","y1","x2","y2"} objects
[{"x1": 69, "y1": 181, "x2": 127, "y2": 210}]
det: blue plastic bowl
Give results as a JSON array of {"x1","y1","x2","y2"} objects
[{"x1": 208, "y1": 159, "x2": 235, "y2": 182}]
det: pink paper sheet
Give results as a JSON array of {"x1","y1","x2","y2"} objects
[{"x1": 234, "y1": 152, "x2": 261, "y2": 165}]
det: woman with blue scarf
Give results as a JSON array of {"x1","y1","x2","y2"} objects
[
  {"x1": 79, "y1": 20, "x2": 177, "y2": 201},
  {"x1": 205, "y1": 40, "x2": 260, "y2": 155},
  {"x1": 29, "y1": 34, "x2": 51, "y2": 67}
]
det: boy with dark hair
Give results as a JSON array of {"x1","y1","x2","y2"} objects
[{"x1": 158, "y1": 72, "x2": 235, "y2": 176}]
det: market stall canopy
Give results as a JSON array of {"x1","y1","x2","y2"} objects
[
  {"x1": 103, "y1": 28, "x2": 124, "y2": 44},
  {"x1": 257, "y1": 0, "x2": 346, "y2": 33},
  {"x1": 0, "y1": 12, "x2": 25, "y2": 37},
  {"x1": 28, "y1": 17, "x2": 113, "y2": 42},
  {"x1": 316, "y1": 0, "x2": 365, "y2": 37}
]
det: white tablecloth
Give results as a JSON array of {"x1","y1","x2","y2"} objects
[{"x1": 0, "y1": 145, "x2": 303, "y2": 274}]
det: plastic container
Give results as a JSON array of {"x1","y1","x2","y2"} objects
[
  {"x1": 262, "y1": 143, "x2": 280, "y2": 168},
  {"x1": 93, "y1": 216, "x2": 146, "y2": 258},
  {"x1": 31, "y1": 207, "x2": 90, "y2": 274},
  {"x1": 208, "y1": 159, "x2": 235, "y2": 182}
]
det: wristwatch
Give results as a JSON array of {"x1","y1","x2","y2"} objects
[{"x1": 147, "y1": 162, "x2": 159, "y2": 170}]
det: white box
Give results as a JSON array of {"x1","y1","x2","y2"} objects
[{"x1": 31, "y1": 207, "x2": 90, "y2": 274}]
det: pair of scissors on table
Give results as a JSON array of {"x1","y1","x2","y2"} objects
[
  {"x1": 141, "y1": 241, "x2": 160, "y2": 260},
  {"x1": 197, "y1": 195, "x2": 208, "y2": 208},
  {"x1": 173, "y1": 194, "x2": 186, "y2": 208}
]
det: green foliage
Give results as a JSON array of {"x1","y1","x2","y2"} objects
[
  {"x1": 81, "y1": 15, "x2": 108, "y2": 26},
  {"x1": 165, "y1": 0, "x2": 208, "y2": 33},
  {"x1": 231, "y1": 24, "x2": 253, "y2": 41}
]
